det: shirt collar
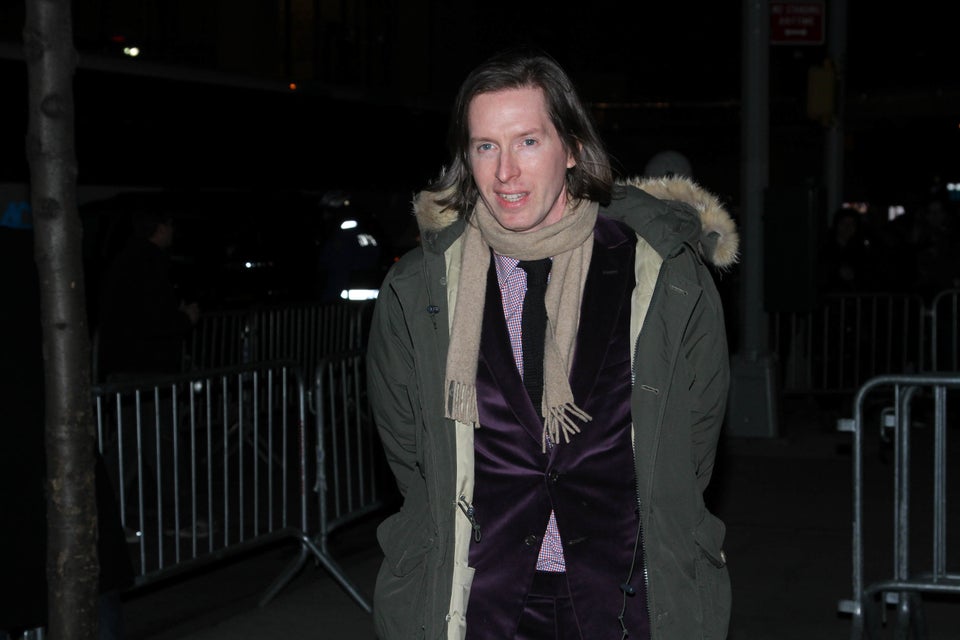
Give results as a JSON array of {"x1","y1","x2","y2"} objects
[{"x1": 493, "y1": 252, "x2": 521, "y2": 290}]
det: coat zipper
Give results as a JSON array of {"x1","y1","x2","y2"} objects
[
  {"x1": 620, "y1": 266, "x2": 671, "y2": 638},
  {"x1": 457, "y1": 495, "x2": 482, "y2": 542}
]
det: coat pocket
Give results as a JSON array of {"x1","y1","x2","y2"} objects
[
  {"x1": 374, "y1": 490, "x2": 436, "y2": 639},
  {"x1": 378, "y1": 498, "x2": 435, "y2": 575},
  {"x1": 693, "y1": 511, "x2": 731, "y2": 639},
  {"x1": 693, "y1": 510, "x2": 727, "y2": 569}
]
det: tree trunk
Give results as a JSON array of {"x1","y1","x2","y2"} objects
[{"x1": 23, "y1": 1, "x2": 100, "y2": 638}]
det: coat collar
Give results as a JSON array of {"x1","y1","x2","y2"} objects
[{"x1": 413, "y1": 176, "x2": 739, "y2": 269}]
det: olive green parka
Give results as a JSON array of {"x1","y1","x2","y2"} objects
[{"x1": 366, "y1": 175, "x2": 739, "y2": 640}]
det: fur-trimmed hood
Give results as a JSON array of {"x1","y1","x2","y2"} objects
[
  {"x1": 615, "y1": 175, "x2": 739, "y2": 269},
  {"x1": 411, "y1": 175, "x2": 739, "y2": 269}
]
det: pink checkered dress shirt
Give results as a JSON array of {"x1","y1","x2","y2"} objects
[{"x1": 493, "y1": 253, "x2": 565, "y2": 572}]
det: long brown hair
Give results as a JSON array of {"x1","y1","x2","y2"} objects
[{"x1": 430, "y1": 47, "x2": 613, "y2": 217}]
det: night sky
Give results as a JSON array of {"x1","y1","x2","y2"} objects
[{"x1": 1, "y1": 1, "x2": 957, "y2": 202}]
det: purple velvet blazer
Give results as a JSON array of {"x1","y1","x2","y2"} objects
[{"x1": 467, "y1": 216, "x2": 650, "y2": 639}]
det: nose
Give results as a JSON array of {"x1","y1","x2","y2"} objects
[{"x1": 496, "y1": 150, "x2": 519, "y2": 183}]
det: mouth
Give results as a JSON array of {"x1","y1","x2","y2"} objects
[{"x1": 496, "y1": 191, "x2": 527, "y2": 204}]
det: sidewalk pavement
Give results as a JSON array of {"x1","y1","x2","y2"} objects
[{"x1": 120, "y1": 397, "x2": 959, "y2": 640}]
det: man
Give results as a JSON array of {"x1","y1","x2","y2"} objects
[
  {"x1": 96, "y1": 207, "x2": 203, "y2": 539},
  {"x1": 97, "y1": 208, "x2": 199, "y2": 379},
  {"x1": 367, "y1": 49, "x2": 739, "y2": 639}
]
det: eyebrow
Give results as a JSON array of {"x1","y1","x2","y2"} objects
[{"x1": 469, "y1": 127, "x2": 545, "y2": 146}]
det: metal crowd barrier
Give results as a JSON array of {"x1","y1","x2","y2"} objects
[
  {"x1": 837, "y1": 374, "x2": 960, "y2": 638},
  {"x1": 183, "y1": 301, "x2": 372, "y2": 384},
  {"x1": 930, "y1": 289, "x2": 960, "y2": 372},
  {"x1": 94, "y1": 361, "x2": 310, "y2": 587},
  {"x1": 93, "y1": 355, "x2": 390, "y2": 614},
  {"x1": 771, "y1": 292, "x2": 931, "y2": 396},
  {"x1": 262, "y1": 350, "x2": 394, "y2": 613}
]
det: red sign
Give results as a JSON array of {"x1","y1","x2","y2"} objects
[{"x1": 770, "y1": 1, "x2": 825, "y2": 45}]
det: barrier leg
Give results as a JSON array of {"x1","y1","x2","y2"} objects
[
  {"x1": 302, "y1": 535, "x2": 373, "y2": 613},
  {"x1": 259, "y1": 542, "x2": 311, "y2": 608},
  {"x1": 257, "y1": 532, "x2": 373, "y2": 614}
]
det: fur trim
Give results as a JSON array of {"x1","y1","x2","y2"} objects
[
  {"x1": 414, "y1": 176, "x2": 740, "y2": 270},
  {"x1": 623, "y1": 175, "x2": 740, "y2": 269},
  {"x1": 413, "y1": 187, "x2": 459, "y2": 233}
]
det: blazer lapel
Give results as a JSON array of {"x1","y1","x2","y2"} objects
[
  {"x1": 569, "y1": 219, "x2": 636, "y2": 405},
  {"x1": 478, "y1": 259, "x2": 544, "y2": 445}
]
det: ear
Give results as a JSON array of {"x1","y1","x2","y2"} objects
[{"x1": 566, "y1": 140, "x2": 581, "y2": 169}]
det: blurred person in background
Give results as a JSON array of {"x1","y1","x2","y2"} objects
[
  {"x1": 96, "y1": 207, "x2": 206, "y2": 540},
  {"x1": 819, "y1": 206, "x2": 876, "y2": 293},
  {"x1": 908, "y1": 197, "x2": 960, "y2": 303},
  {"x1": 97, "y1": 208, "x2": 199, "y2": 380}
]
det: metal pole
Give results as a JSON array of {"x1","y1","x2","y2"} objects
[
  {"x1": 824, "y1": 0, "x2": 848, "y2": 217},
  {"x1": 728, "y1": 0, "x2": 779, "y2": 437}
]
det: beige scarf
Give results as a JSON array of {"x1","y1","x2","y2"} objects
[{"x1": 444, "y1": 197, "x2": 598, "y2": 450}]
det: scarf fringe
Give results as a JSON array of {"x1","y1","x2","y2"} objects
[
  {"x1": 542, "y1": 403, "x2": 592, "y2": 452},
  {"x1": 445, "y1": 380, "x2": 479, "y2": 426}
]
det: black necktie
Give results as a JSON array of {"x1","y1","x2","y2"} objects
[{"x1": 518, "y1": 258, "x2": 551, "y2": 415}]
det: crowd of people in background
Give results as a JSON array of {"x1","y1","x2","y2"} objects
[{"x1": 819, "y1": 190, "x2": 960, "y2": 303}]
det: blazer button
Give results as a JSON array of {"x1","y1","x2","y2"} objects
[
  {"x1": 548, "y1": 470, "x2": 559, "y2": 483},
  {"x1": 523, "y1": 534, "x2": 539, "y2": 546}
]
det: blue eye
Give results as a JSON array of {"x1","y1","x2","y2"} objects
[
  {"x1": 522, "y1": 138, "x2": 537, "y2": 146},
  {"x1": 477, "y1": 143, "x2": 494, "y2": 152}
]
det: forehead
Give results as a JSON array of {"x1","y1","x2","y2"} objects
[{"x1": 467, "y1": 85, "x2": 553, "y2": 137}]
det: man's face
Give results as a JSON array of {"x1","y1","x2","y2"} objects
[
  {"x1": 153, "y1": 219, "x2": 174, "y2": 249},
  {"x1": 467, "y1": 86, "x2": 576, "y2": 233}
]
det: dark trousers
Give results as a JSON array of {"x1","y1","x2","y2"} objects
[{"x1": 515, "y1": 572, "x2": 581, "y2": 640}]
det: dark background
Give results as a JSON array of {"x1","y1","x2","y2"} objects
[
  {"x1": 3, "y1": 0, "x2": 957, "y2": 326},
  {"x1": 1, "y1": 0, "x2": 958, "y2": 207}
]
